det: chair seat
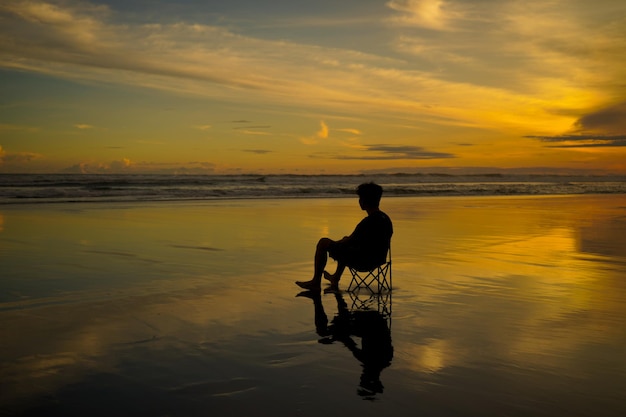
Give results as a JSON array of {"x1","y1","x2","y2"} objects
[{"x1": 346, "y1": 248, "x2": 392, "y2": 294}]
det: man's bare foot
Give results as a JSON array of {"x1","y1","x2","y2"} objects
[
  {"x1": 295, "y1": 280, "x2": 321, "y2": 291},
  {"x1": 296, "y1": 290, "x2": 320, "y2": 299},
  {"x1": 323, "y1": 271, "x2": 340, "y2": 286}
]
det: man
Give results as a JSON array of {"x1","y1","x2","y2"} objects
[{"x1": 296, "y1": 182, "x2": 393, "y2": 291}]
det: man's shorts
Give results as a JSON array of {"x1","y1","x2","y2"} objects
[
  {"x1": 329, "y1": 241, "x2": 388, "y2": 271},
  {"x1": 328, "y1": 241, "x2": 361, "y2": 267}
]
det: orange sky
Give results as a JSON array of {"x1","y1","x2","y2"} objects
[{"x1": 1, "y1": 0, "x2": 625, "y2": 174}]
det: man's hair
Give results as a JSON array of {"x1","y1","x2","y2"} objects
[{"x1": 357, "y1": 182, "x2": 383, "y2": 207}]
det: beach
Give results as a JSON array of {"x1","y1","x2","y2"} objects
[{"x1": 1, "y1": 194, "x2": 626, "y2": 416}]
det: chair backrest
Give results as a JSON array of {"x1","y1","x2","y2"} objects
[{"x1": 350, "y1": 242, "x2": 391, "y2": 272}]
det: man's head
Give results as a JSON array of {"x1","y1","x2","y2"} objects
[{"x1": 357, "y1": 182, "x2": 383, "y2": 209}]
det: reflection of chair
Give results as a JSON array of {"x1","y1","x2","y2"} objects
[
  {"x1": 323, "y1": 291, "x2": 394, "y2": 398},
  {"x1": 346, "y1": 247, "x2": 392, "y2": 294},
  {"x1": 348, "y1": 290, "x2": 392, "y2": 330}
]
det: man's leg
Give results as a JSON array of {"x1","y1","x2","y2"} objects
[
  {"x1": 323, "y1": 263, "x2": 346, "y2": 287},
  {"x1": 296, "y1": 237, "x2": 333, "y2": 290},
  {"x1": 313, "y1": 237, "x2": 333, "y2": 281}
]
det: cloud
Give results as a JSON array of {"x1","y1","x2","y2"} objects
[
  {"x1": 1, "y1": 0, "x2": 624, "y2": 141},
  {"x1": 242, "y1": 149, "x2": 272, "y2": 154},
  {"x1": 237, "y1": 130, "x2": 271, "y2": 136},
  {"x1": 316, "y1": 144, "x2": 455, "y2": 160},
  {"x1": 0, "y1": 145, "x2": 41, "y2": 164},
  {"x1": 74, "y1": 123, "x2": 94, "y2": 129},
  {"x1": 525, "y1": 134, "x2": 626, "y2": 148},
  {"x1": 526, "y1": 102, "x2": 626, "y2": 147},
  {"x1": 109, "y1": 158, "x2": 132, "y2": 170},
  {"x1": 387, "y1": 1, "x2": 626, "y2": 117},
  {"x1": 0, "y1": 123, "x2": 39, "y2": 132},
  {"x1": 193, "y1": 125, "x2": 212, "y2": 130},
  {"x1": 0, "y1": 1, "x2": 487, "y2": 129},
  {"x1": 233, "y1": 125, "x2": 271, "y2": 136},
  {"x1": 61, "y1": 158, "x2": 133, "y2": 173},
  {"x1": 300, "y1": 120, "x2": 330, "y2": 145},
  {"x1": 2, "y1": 153, "x2": 40, "y2": 163},
  {"x1": 197, "y1": 161, "x2": 215, "y2": 169},
  {"x1": 61, "y1": 163, "x2": 91, "y2": 174},
  {"x1": 387, "y1": 0, "x2": 455, "y2": 30},
  {"x1": 336, "y1": 128, "x2": 362, "y2": 135},
  {"x1": 573, "y1": 102, "x2": 626, "y2": 135},
  {"x1": 233, "y1": 125, "x2": 270, "y2": 130},
  {"x1": 1, "y1": 2, "x2": 296, "y2": 92},
  {"x1": 1, "y1": 1, "x2": 109, "y2": 49},
  {"x1": 317, "y1": 121, "x2": 329, "y2": 139},
  {"x1": 61, "y1": 159, "x2": 219, "y2": 174},
  {"x1": 168, "y1": 161, "x2": 217, "y2": 174}
]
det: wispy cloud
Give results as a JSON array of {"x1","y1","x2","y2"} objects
[
  {"x1": 317, "y1": 121, "x2": 329, "y2": 139},
  {"x1": 0, "y1": 123, "x2": 39, "y2": 132},
  {"x1": 0, "y1": 145, "x2": 41, "y2": 164},
  {"x1": 1, "y1": 0, "x2": 606, "y2": 135},
  {"x1": 242, "y1": 149, "x2": 272, "y2": 154},
  {"x1": 233, "y1": 125, "x2": 271, "y2": 130},
  {"x1": 300, "y1": 120, "x2": 330, "y2": 145},
  {"x1": 74, "y1": 123, "x2": 94, "y2": 129},
  {"x1": 193, "y1": 125, "x2": 212, "y2": 131},
  {"x1": 387, "y1": 0, "x2": 626, "y2": 122},
  {"x1": 238, "y1": 130, "x2": 271, "y2": 136},
  {"x1": 233, "y1": 124, "x2": 271, "y2": 136},
  {"x1": 315, "y1": 144, "x2": 455, "y2": 160},
  {"x1": 387, "y1": 0, "x2": 457, "y2": 30},
  {"x1": 62, "y1": 157, "x2": 132, "y2": 174},
  {"x1": 63, "y1": 159, "x2": 219, "y2": 174},
  {"x1": 336, "y1": 128, "x2": 362, "y2": 135}
]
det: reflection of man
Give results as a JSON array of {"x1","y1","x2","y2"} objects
[
  {"x1": 296, "y1": 182, "x2": 393, "y2": 292},
  {"x1": 298, "y1": 291, "x2": 394, "y2": 397}
]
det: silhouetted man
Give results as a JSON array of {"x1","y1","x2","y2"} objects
[{"x1": 296, "y1": 182, "x2": 393, "y2": 291}]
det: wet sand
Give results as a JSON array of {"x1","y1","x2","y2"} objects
[{"x1": 1, "y1": 195, "x2": 626, "y2": 416}]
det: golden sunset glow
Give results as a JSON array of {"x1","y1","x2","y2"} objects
[{"x1": 0, "y1": 0, "x2": 624, "y2": 174}]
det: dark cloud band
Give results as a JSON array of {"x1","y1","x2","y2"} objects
[
  {"x1": 526, "y1": 134, "x2": 626, "y2": 147},
  {"x1": 314, "y1": 144, "x2": 455, "y2": 160}
]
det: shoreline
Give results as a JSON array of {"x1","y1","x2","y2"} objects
[{"x1": 2, "y1": 172, "x2": 626, "y2": 205}]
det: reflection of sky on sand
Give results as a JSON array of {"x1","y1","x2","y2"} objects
[
  {"x1": 1, "y1": 196, "x2": 626, "y2": 415},
  {"x1": 388, "y1": 195, "x2": 626, "y2": 387}
]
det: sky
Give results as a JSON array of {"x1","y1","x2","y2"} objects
[{"x1": 1, "y1": 0, "x2": 625, "y2": 174}]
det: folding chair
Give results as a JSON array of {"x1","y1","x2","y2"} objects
[{"x1": 346, "y1": 247, "x2": 392, "y2": 294}]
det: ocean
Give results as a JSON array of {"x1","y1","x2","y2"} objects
[{"x1": 1, "y1": 173, "x2": 625, "y2": 204}]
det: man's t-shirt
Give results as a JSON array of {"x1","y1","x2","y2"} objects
[{"x1": 348, "y1": 210, "x2": 393, "y2": 268}]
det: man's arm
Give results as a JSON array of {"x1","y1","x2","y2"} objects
[{"x1": 337, "y1": 235, "x2": 352, "y2": 244}]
